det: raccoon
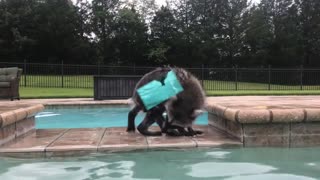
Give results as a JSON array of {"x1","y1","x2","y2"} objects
[{"x1": 127, "y1": 67, "x2": 206, "y2": 136}]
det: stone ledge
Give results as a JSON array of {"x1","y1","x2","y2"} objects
[
  {"x1": 0, "y1": 104, "x2": 44, "y2": 146},
  {"x1": 206, "y1": 97, "x2": 320, "y2": 147},
  {"x1": 205, "y1": 104, "x2": 320, "y2": 124},
  {"x1": 0, "y1": 126, "x2": 241, "y2": 157},
  {"x1": 208, "y1": 111, "x2": 320, "y2": 147},
  {"x1": 0, "y1": 104, "x2": 44, "y2": 128}
]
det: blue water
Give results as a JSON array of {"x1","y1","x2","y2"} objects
[
  {"x1": 0, "y1": 148, "x2": 320, "y2": 179},
  {"x1": 35, "y1": 106, "x2": 208, "y2": 129}
]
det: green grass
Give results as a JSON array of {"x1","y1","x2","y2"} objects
[
  {"x1": 20, "y1": 75, "x2": 93, "y2": 88},
  {"x1": 20, "y1": 75, "x2": 320, "y2": 91},
  {"x1": 203, "y1": 80, "x2": 320, "y2": 91},
  {"x1": 20, "y1": 87, "x2": 93, "y2": 98},
  {"x1": 207, "y1": 90, "x2": 320, "y2": 96},
  {"x1": 20, "y1": 87, "x2": 320, "y2": 99},
  {"x1": 18, "y1": 75, "x2": 320, "y2": 98}
]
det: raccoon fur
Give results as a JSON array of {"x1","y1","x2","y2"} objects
[{"x1": 127, "y1": 67, "x2": 206, "y2": 136}]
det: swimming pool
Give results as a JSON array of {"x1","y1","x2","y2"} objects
[
  {"x1": 0, "y1": 147, "x2": 319, "y2": 179},
  {"x1": 35, "y1": 106, "x2": 208, "y2": 129}
]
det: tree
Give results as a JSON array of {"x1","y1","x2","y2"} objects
[
  {"x1": 149, "y1": 6, "x2": 177, "y2": 64},
  {"x1": 295, "y1": 0, "x2": 320, "y2": 66},
  {"x1": 219, "y1": 0, "x2": 250, "y2": 66},
  {"x1": 243, "y1": 5, "x2": 274, "y2": 66},
  {"x1": 0, "y1": 0, "x2": 37, "y2": 60},
  {"x1": 123, "y1": 0, "x2": 158, "y2": 23},
  {"x1": 91, "y1": 0, "x2": 120, "y2": 64},
  {"x1": 112, "y1": 7, "x2": 148, "y2": 65}
]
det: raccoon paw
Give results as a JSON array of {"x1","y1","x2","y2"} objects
[
  {"x1": 126, "y1": 127, "x2": 136, "y2": 132},
  {"x1": 137, "y1": 125, "x2": 162, "y2": 136},
  {"x1": 194, "y1": 130, "x2": 203, "y2": 135},
  {"x1": 186, "y1": 128, "x2": 203, "y2": 136},
  {"x1": 166, "y1": 129, "x2": 184, "y2": 136},
  {"x1": 183, "y1": 131, "x2": 195, "y2": 136}
]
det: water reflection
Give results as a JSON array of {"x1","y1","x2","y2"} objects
[
  {"x1": 185, "y1": 162, "x2": 276, "y2": 178},
  {"x1": 225, "y1": 173, "x2": 317, "y2": 180},
  {"x1": 206, "y1": 151, "x2": 231, "y2": 159},
  {"x1": 0, "y1": 148, "x2": 320, "y2": 180},
  {"x1": 0, "y1": 161, "x2": 158, "y2": 180}
]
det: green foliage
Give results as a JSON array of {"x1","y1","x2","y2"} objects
[
  {"x1": 0, "y1": 0, "x2": 319, "y2": 67},
  {"x1": 113, "y1": 7, "x2": 148, "y2": 65}
]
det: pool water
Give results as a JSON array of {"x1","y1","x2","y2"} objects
[
  {"x1": 0, "y1": 148, "x2": 319, "y2": 179},
  {"x1": 35, "y1": 107, "x2": 208, "y2": 129}
]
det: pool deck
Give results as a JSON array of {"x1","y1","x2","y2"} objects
[
  {"x1": 1, "y1": 96, "x2": 320, "y2": 156},
  {"x1": 0, "y1": 125, "x2": 240, "y2": 157}
]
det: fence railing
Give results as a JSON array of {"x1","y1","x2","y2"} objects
[{"x1": 1, "y1": 61, "x2": 320, "y2": 91}]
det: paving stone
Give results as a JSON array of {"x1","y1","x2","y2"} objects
[
  {"x1": 15, "y1": 117, "x2": 35, "y2": 137},
  {"x1": 0, "y1": 129, "x2": 66, "y2": 153},
  {"x1": 98, "y1": 128, "x2": 147, "y2": 152},
  {"x1": 291, "y1": 122, "x2": 320, "y2": 135},
  {"x1": 244, "y1": 135, "x2": 290, "y2": 147},
  {"x1": 46, "y1": 128, "x2": 105, "y2": 152},
  {"x1": 223, "y1": 108, "x2": 238, "y2": 122},
  {"x1": 291, "y1": 134, "x2": 320, "y2": 147},
  {"x1": 147, "y1": 135, "x2": 196, "y2": 149},
  {"x1": 0, "y1": 123, "x2": 16, "y2": 146},
  {"x1": 208, "y1": 113, "x2": 226, "y2": 131},
  {"x1": 243, "y1": 123, "x2": 290, "y2": 136},
  {"x1": 192, "y1": 126, "x2": 242, "y2": 147},
  {"x1": 272, "y1": 109, "x2": 305, "y2": 123},
  {"x1": 226, "y1": 119, "x2": 242, "y2": 136},
  {"x1": 0, "y1": 111, "x2": 16, "y2": 127},
  {"x1": 305, "y1": 109, "x2": 320, "y2": 122},
  {"x1": 237, "y1": 110, "x2": 271, "y2": 123}
]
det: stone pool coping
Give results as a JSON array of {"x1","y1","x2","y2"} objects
[
  {"x1": 205, "y1": 96, "x2": 320, "y2": 124},
  {"x1": 0, "y1": 98, "x2": 129, "y2": 114},
  {"x1": 205, "y1": 96, "x2": 320, "y2": 147},
  {"x1": 0, "y1": 126, "x2": 241, "y2": 157},
  {"x1": 0, "y1": 104, "x2": 44, "y2": 128},
  {"x1": 1, "y1": 95, "x2": 320, "y2": 156},
  {"x1": 4, "y1": 96, "x2": 320, "y2": 125}
]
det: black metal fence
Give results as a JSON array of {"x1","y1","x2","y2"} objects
[{"x1": 1, "y1": 61, "x2": 320, "y2": 91}]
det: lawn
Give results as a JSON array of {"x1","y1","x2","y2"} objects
[
  {"x1": 20, "y1": 87, "x2": 320, "y2": 99},
  {"x1": 20, "y1": 87, "x2": 93, "y2": 98},
  {"x1": 18, "y1": 75, "x2": 320, "y2": 98},
  {"x1": 20, "y1": 75, "x2": 320, "y2": 91},
  {"x1": 206, "y1": 90, "x2": 320, "y2": 96},
  {"x1": 203, "y1": 80, "x2": 320, "y2": 91},
  {"x1": 20, "y1": 75, "x2": 93, "y2": 88}
]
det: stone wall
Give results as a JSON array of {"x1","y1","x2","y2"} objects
[
  {"x1": 207, "y1": 104, "x2": 320, "y2": 147},
  {"x1": 0, "y1": 104, "x2": 44, "y2": 146}
]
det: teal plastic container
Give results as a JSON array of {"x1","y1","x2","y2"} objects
[{"x1": 137, "y1": 70, "x2": 184, "y2": 110}]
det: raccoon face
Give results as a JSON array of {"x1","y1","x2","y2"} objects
[
  {"x1": 166, "y1": 102, "x2": 204, "y2": 128},
  {"x1": 170, "y1": 109, "x2": 204, "y2": 128}
]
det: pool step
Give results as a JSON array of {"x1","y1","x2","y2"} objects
[{"x1": 0, "y1": 125, "x2": 241, "y2": 157}]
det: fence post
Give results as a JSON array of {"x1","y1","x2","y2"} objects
[
  {"x1": 98, "y1": 62, "x2": 101, "y2": 75},
  {"x1": 24, "y1": 59, "x2": 27, "y2": 87},
  {"x1": 201, "y1": 64, "x2": 204, "y2": 87},
  {"x1": 300, "y1": 65, "x2": 303, "y2": 90},
  {"x1": 61, "y1": 60, "x2": 64, "y2": 88},
  {"x1": 268, "y1": 65, "x2": 271, "y2": 90},
  {"x1": 235, "y1": 65, "x2": 238, "y2": 91},
  {"x1": 133, "y1": 63, "x2": 136, "y2": 75}
]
